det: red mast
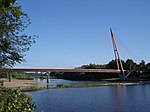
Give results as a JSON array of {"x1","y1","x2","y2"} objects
[{"x1": 110, "y1": 28, "x2": 124, "y2": 74}]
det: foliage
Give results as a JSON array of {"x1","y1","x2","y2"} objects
[
  {"x1": 0, "y1": 88, "x2": 36, "y2": 112},
  {"x1": 55, "y1": 83, "x2": 123, "y2": 89},
  {"x1": 0, "y1": 72, "x2": 34, "y2": 80},
  {"x1": 20, "y1": 86, "x2": 47, "y2": 92},
  {"x1": 139, "y1": 60, "x2": 145, "y2": 68},
  {"x1": 49, "y1": 59, "x2": 150, "y2": 81},
  {"x1": 0, "y1": 0, "x2": 37, "y2": 67},
  {"x1": 124, "y1": 59, "x2": 137, "y2": 70},
  {"x1": 142, "y1": 63, "x2": 150, "y2": 73},
  {"x1": 0, "y1": 72, "x2": 56, "y2": 80},
  {"x1": 77, "y1": 59, "x2": 150, "y2": 73},
  {"x1": 77, "y1": 63, "x2": 106, "y2": 69},
  {"x1": 56, "y1": 84, "x2": 74, "y2": 88},
  {"x1": 106, "y1": 59, "x2": 116, "y2": 69}
]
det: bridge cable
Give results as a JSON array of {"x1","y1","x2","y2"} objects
[{"x1": 114, "y1": 34, "x2": 141, "y2": 62}]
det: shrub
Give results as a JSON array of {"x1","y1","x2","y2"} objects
[{"x1": 0, "y1": 88, "x2": 36, "y2": 112}]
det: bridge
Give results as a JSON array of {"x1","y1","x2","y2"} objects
[
  {"x1": 0, "y1": 28, "x2": 129, "y2": 84},
  {"x1": 0, "y1": 68, "x2": 122, "y2": 73}
]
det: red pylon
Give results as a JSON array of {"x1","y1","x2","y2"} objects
[{"x1": 110, "y1": 28, "x2": 124, "y2": 74}]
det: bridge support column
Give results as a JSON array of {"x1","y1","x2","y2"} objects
[
  {"x1": 8, "y1": 72, "x2": 11, "y2": 82},
  {"x1": 119, "y1": 73, "x2": 125, "y2": 80},
  {"x1": 46, "y1": 72, "x2": 50, "y2": 89},
  {"x1": 6, "y1": 71, "x2": 11, "y2": 82},
  {"x1": 41, "y1": 72, "x2": 44, "y2": 79},
  {"x1": 120, "y1": 71, "x2": 132, "y2": 80}
]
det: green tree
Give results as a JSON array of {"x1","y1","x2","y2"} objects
[
  {"x1": 0, "y1": 0, "x2": 36, "y2": 67},
  {"x1": 107, "y1": 59, "x2": 117, "y2": 69},
  {"x1": 106, "y1": 59, "x2": 125, "y2": 70},
  {"x1": 0, "y1": 88, "x2": 36, "y2": 112},
  {"x1": 139, "y1": 60, "x2": 145, "y2": 71},
  {"x1": 125, "y1": 59, "x2": 137, "y2": 70},
  {"x1": 77, "y1": 63, "x2": 106, "y2": 69},
  {"x1": 142, "y1": 63, "x2": 150, "y2": 73}
]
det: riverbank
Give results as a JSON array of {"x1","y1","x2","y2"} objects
[
  {"x1": 1, "y1": 78, "x2": 149, "y2": 92},
  {"x1": 54, "y1": 82, "x2": 141, "y2": 89},
  {"x1": 20, "y1": 82, "x2": 145, "y2": 92},
  {"x1": 0, "y1": 78, "x2": 47, "y2": 88}
]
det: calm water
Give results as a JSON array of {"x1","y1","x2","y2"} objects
[
  {"x1": 33, "y1": 78, "x2": 107, "y2": 87},
  {"x1": 29, "y1": 80, "x2": 150, "y2": 112}
]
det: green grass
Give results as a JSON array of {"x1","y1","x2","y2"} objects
[
  {"x1": 54, "y1": 83, "x2": 123, "y2": 89},
  {"x1": 15, "y1": 83, "x2": 122, "y2": 92},
  {"x1": 20, "y1": 86, "x2": 48, "y2": 92}
]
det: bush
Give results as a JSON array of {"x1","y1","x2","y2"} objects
[
  {"x1": 0, "y1": 88, "x2": 36, "y2": 112},
  {"x1": 0, "y1": 72, "x2": 34, "y2": 80}
]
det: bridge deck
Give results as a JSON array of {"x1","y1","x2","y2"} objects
[{"x1": 0, "y1": 68, "x2": 122, "y2": 73}]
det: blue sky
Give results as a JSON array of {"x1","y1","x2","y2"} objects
[{"x1": 16, "y1": 0, "x2": 150, "y2": 68}]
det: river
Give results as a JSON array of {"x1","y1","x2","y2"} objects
[
  {"x1": 29, "y1": 79, "x2": 150, "y2": 112},
  {"x1": 33, "y1": 78, "x2": 107, "y2": 87}
]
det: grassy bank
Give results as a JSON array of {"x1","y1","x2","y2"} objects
[
  {"x1": 11, "y1": 83, "x2": 122, "y2": 92},
  {"x1": 20, "y1": 86, "x2": 48, "y2": 92},
  {"x1": 0, "y1": 79, "x2": 144, "y2": 92},
  {"x1": 54, "y1": 83, "x2": 123, "y2": 89},
  {"x1": 1, "y1": 83, "x2": 123, "y2": 92}
]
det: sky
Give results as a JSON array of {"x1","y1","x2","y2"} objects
[{"x1": 16, "y1": 0, "x2": 150, "y2": 68}]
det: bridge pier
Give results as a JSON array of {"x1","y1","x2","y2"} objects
[
  {"x1": 46, "y1": 72, "x2": 50, "y2": 89},
  {"x1": 41, "y1": 72, "x2": 44, "y2": 79},
  {"x1": 6, "y1": 71, "x2": 11, "y2": 82},
  {"x1": 119, "y1": 73, "x2": 125, "y2": 80},
  {"x1": 119, "y1": 71, "x2": 132, "y2": 80},
  {"x1": 8, "y1": 72, "x2": 11, "y2": 82}
]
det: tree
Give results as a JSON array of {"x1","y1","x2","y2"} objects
[
  {"x1": 77, "y1": 63, "x2": 106, "y2": 69},
  {"x1": 124, "y1": 59, "x2": 137, "y2": 70},
  {"x1": 139, "y1": 60, "x2": 145, "y2": 71},
  {"x1": 0, "y1": 0, "x2": 36, "y2": 67},
  {"x1": 0, "y1": 88, "x2": 36, "y2": 112},
  {"x1": 106, "y1": 59, "x2": 125, "y2": 70},
  {"x1": 107, "y1": 59, "x2": 117, "y2": 69},
  {"x1": 142, "y1": 63, "x2": 150, "y2": 73}
]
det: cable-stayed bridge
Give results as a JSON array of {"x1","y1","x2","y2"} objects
[{"x1": 0, "y1": 28, "x2": 129, "y2": 82}]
